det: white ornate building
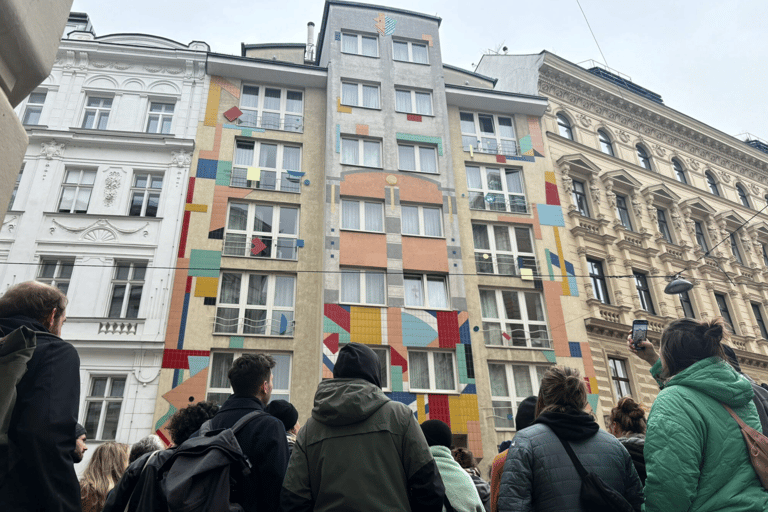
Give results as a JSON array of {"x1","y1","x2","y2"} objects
[{"x1": 2, "y1": 14, "x2": 209, "y2": 469}]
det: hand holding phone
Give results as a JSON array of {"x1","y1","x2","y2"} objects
[{"x1": 631, "y1": 319, "x2": 649, "y2": 350}]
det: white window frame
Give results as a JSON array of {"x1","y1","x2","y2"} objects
[
  {"x1": 58, "y1": 169, "x2": 96, "y2": 214},
  {"x1": 145, "y1": 102, "x2": 175, "y2": 134},
  {"x1": 129, "y1": 173, "x2": 163, "y2": 217},
  {"x1": 466, "y1": 165, "x2": 526, "y2": 213},
  {"x1": 488, "y1": 362, "x2": 548, "y2": 430},
  {"x1": 340, "y1": 199, "x2": 384, "y2": 232},
  {"x1": 22, "y1": 91, "x2": 47, "y2": 125},
  {"x1": 81, "y1": 96, "x2": 112, "y2": 130},
  {"x1": 340, "y1": 269, "x2": 387, "y2": 306},
  {"x1": 397, "y1": 144, "x2": 438, "y2": 174},
  {"x1": 231, "y1": 140, "x2": 302, "y2": 193},
  {"x1": 395, "y1": 88, "x2": 433, "y2": 115},
  {"x1": 472, "y1": 223, "x2": 536, "y2": 277},
  {"x1": 479, "y1": 288, "x2": 550, "y2": 348},
  {"x1": 82, "y1": 375, "x2": 127, "y2": 441},
  {"x1": 401, "y1": 204, "x2": 442, "y2": 237},
  {"x1": 223, "y1": 202, "x2": 300, "y2": 260},
  {"x1": 214, "y1": 272, "x2": 296, "y2": 336},
  {"x1": 239, "y1": 84, "x2": 304, "y2": 132},
  {"x1": 392, "y1": 39, "x2": 429, "y2": 64},
  {"x1": 9, "y1": 164, "x2": 23, "y2": 210},
  {"x1": 460, "y1": 112, "x2": 517, "y2": 156},
  {"x1": 341, "y1": 138, "x2": 382, "y2": 168},
  {"x1": 341, "y1": 81, "x2": 380, "y2": 109},
  {"x1": 403, "y1": 274, "x2": 449, "y2": 309},
  {"x1": 408, "y1": 350, "x2": 457, "y2": 393},
  {"x1": 37, "y1": 257, "x2": 75, "y2": 295},
  {"x1": 370, "y1": 346, "x2": 391, "y2": 390},
  {"x1": 108, "y1": 261, "x2": 146, "y2": 319},
  {"x1": 608, "y1": 357, "x2": 632, "y2": 400},
  {"x1": 207, "y1": 351, "x2": 292, "y2": 405},
  {"x1": 341, "y1": 32, "x2": 379, "y2": 57}
]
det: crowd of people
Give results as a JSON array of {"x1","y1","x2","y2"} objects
[{"x1": 2, "y1": 280, "x2": 768, "y2": 510}]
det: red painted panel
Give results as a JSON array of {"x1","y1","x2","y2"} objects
[
  {"x1": 186, "y1": 177, "x2": 196, "y2": 204},
  {"x1": 390, "y1": 347, "x2": 408, "y2": 372},
  {"x1": 185, "y1": 276, "x2": 193, "y2": 294},
  {"x1": 178, "y1": 211, "x2": 191, "y2": 258},
  {"x1": 428, "y1": 394, "x2": 450, "y2": 427},
  {"x1": 323, "y1": 333, "x2": 340, "y2": 354},
  {"x1": 407, "y1": 114, "x2": 423, "y2": 122},
  {"x1": 496, "y1": 155, "x2": 506, "y2": 163},
  {"x1": 161, "y1": 349, "x2": 210, "y2": 369},
  {"x1": 436, "y1": 311, "x2": 460, "y2": 348},
  {"x1": 324, "y1": 304, "x2": 351, "y2": 333},
  {"x1": 545, "y1": 182, "x2": 560, "y2": 206}
]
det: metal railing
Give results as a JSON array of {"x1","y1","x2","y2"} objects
[
  {"x1": 468, "y1": 191, "x2": 528, "y2": 214},
  {"x1": 222, "y1": 233, "x2": 298, "y2": 260},
  {"x1": 462, "y1": 137, "x2": 517, "y2": 156},
  {"x1": 213, "y1": 312, "x2": 295, "y2": 336},
  {"x1": 230, "y1": 168, "x2": 302, "y2": 193},
  {"x1": 483, "y1": 326, "x2": 552, "y2": 349},
  {"x1": 236, "y1": 113, "x2": 303, "y2": 133},
  {"x1": 474, "y1": 253, "x2": 538, "y2": 277}
]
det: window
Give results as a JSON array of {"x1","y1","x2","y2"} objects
[
  {"x1": 657, "y1": 209, "x2": 673, "y2": 243},
  {"x1": 81, "y1": 96, "x2": 112, "y2": 130},
  {"x1": 341, "y1": 82, "x2": 380, "y2": 109},
  {"x1": 466, "y1": 165, "x2": 526, "y2": 214},
  {"x1": 341, "y1": 138, "x2": 381, "y2": 167},
  {"x1": 730, "y1": 233, "x2": 743, "y2": 264},
  {"x1": 9, "y1": 166, "x2": 23, "y2": 210},
  {"x1": 705, "y1": 172, "x2": 720, "y2": 196},
  {"x1": 395, "y1": 89, "x2": 432, "y2": 115},
  {"x1": 636, "y1": 145, "x2": 652, "y2": 171},
  {"x1": 370, "y1": 347, "x2": 390, "y2": 389},
  {"x1": 587, "y1": 258, "x2": 610, "y2": 304},
  {"x1": 342, "y1": 32, "x2": 378, "y2": 57},
  {"x1": 556, "y1": 114, "x2": 573, "y2": 140},
  {"x1": 401, "y1": 205, "x2": 442, "y2": 237},
  {"x1": 223, "y1": 203, "x2": 299, "y2": 259},
  {"x1": 737, "y1": 184, "x2": 751, "y2": 208},
  {"x1": 479, "y1": 289, "x2": 549, "y2": 348},
  {"x1": 38, "y1": 258, "x2": 74, "y2": 295},
  {"x1": 763, "y1": 243, "x2": 768, "y2": 267},
  {"x1": 616, "y1": 194, "x2": 633, "y2": 230},
  {"x1": 340, "y1": 269, "x2": 386, "y2": 305},
  {"x1": 714, "y1": 293, "x2": 735, "y2": 333},
  {"x1": 215, "y1": 273, "x2": 295, "y2": 335},
  {"x1": 207, "y1": 351, "x2": 291, "y2": 405},
  {"x1": 341, "y1": 200, "x2": 383, "y2": 232},
  {"x1": 572, "y1": 179, "x2": 590, "y2": 217},
  {"x1": 473, "y1": 224, "x2": 535, "y2": 276},
  {"x1": 398, "y1": 144, "x2": 437, "y2": 173},
  {"x1": 634, "y1": 271, "x2": 656, "y2": 315},
  {"x1": 22, "y1": 91, "x2": 46, "y2": 125},
  {"x1": 392, "y1": 40, "x2": 428, "y2": 64},
  {"x1": 753, "y1": 304, "x2": 768, "y2": 340},
  {"x1": 672, "y1": 159, "x2": 688, "y2": 184},
  {"x1": 608, "y1": 358, "x2": 632, "y2": 399},
  {"x1": 404, "y1": 274, "x2": 448, "y2": 309},
  {"x1": 694, "y1": 221, "x2": 709, "y2": 252},
  {"x1": 129, "y1": 173, "x2": 162, "y2": 217},
  {"x1": 240, "y1": 85, "x2": 303, "y2": 132},
  {"x1": 409, "y1": 351, "x2": 455, "y2": 392},
  {"x1": 146, "y1": 102, "x2": 174, "y2": 134},
  {"x1": 598, "y1": 130, "x2": 615, "y2": 157},
  {"x1": 108, "y1": 261, "x2": 146, "y2": 318},
  {"x1": 58, "y1": 169, "x2": 96, "y2": 213},
  {"x1": 460, "y1": 112, "x2": 516, "y2": 156},
  {"x1": 679, "y1": 291, "x2": 696, "y2": 318},
  {"x1": 83, "y1": 376, "x2": 125, "y2": 440},
  {"x1": 231, "y1": 140, "x2": 301, "y2": 193},
  {"x1": 488, "y1": 363, "x2": 547, "y2": 429}
]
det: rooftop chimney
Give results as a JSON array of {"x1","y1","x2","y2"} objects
[{"x1": 305, "y1": 22, "x2": 315, "y2": 62}]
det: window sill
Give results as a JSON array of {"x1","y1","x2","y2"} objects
[
  {"x1": 212, "y1": 333, "x2": 295, "y2": 338},
  {"x1": 469, "y1": 206, "x2": 531, "y2": 216},
  {"x1": 397, "y1": 168, "x2": 440, "y2": 175},
  {"x1": 409, "y1": 389, "x2": 461, "y2": 395},
  {"x1": 485, "y1": 344, "x2": 554, "y2": 351},
  {"x1": 339, "y1": 163, "x2": 383, "y2": 170},
  {"x1": 221, "y1": 255, "x2": 299, "y2": 263},
  {"x1": 339, "y1": 228, "x2": 385, "y2": 235},
  {"x1": 339, "y1": 302, "x2": 388, "y2": 308},
  {"x1": 401, "y1": 233, "x2": 445, "y2": 240},
  {"x1": 393, "y1": 60, "x2": 430, "y2": 66},
  {"x1": 396, "y1": 111, "x2": 435, "y2": 118},
  {"x1": 229, "y1": 183, "x2": 301, "y2": 195},
  {"x1": 403, "y1": 305, "x2": 452, "y2": 312},
  {"x1": 341, "y1": 52, "x2": 380, "y2": 59},
  {"x1": 341, "y1": 104, "x2": 381, "y2": 111}
]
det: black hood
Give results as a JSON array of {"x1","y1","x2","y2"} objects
[
  {"x1": 722, "y1": 345, "x2": 743, "y2": 374},
  {"x1": 332, "y1": 342, "x2": 381, "y2": 388},
  {"x1": 534, "y1": 408, "x2": 600, "y2": 441},
  {"x1": 0, "y1": 314, "x2": 50, "y2": 336}
]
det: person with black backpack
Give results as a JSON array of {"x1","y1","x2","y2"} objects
[{"x1": 497, "y1": 365, "x2": 643, "y2": 512}]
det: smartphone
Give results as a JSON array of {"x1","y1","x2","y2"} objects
[{"x1": 632, "y1": 319, "x2": 649, "y2": 350}]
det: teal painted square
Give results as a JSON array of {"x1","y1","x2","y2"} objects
[
  {"x1": 542, "y1": 350, "x2": 557, "y2": 363},
  {"x1": 154, "y1": 404, "x2": 178, "y2": 430},
  {"x1": 323, "y1": 317, "x2": 350, "y2": 343},
  {"x1": 229, "y1": 336, "x2": 244, "y2": 349},
  {"x1": 568, "y1": 276, "x2": 579, "y2": 297},
  {"x1": 188, "y1": 356, "x2": 210, "y2": 377},
  {"x1": 216, "y1": 161, "x2": 232, "y2": 186},
  {"x1": 587, "y1": 393, "x2": 600, "y2": 413},
  {"x1": 545, "y1": 249, "x2": 555, "y2": 281},
  {"x1": 189, "y1": 249, "x2": 221, "y2": 277},
  {"x1": 240, "y1": 129, "x2": 252, "y2": 137},
  {"x1": 391, "y1": 366, "x2": 403, "y2": 392},
  {"x1": 537, "y1": 204, "x2": 565, "y2": 227},
  {"x1": 519, "y1": 135, "x2": 533, "y2": 155}
]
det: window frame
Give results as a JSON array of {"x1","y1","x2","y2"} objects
[
  {"x1": 340, "y1": 81, "x2": 380, "y2": 109},
  {"x1": 672, "y1": 158, "x2": 688, "y2": 184},
  {"x1": 608, "y1": 357, "x2": 632, "y2": 400},
  {"x1": 615, "y1": 194, "x2": 633, "y2": 231},
  {"x1": 729, "y1": 233, "x2": 744, "y2": 265},
  {"x1": 705, "y1": 172, "x2": 720, "y2": 196},
  {"x1": 465, "y1": 165, "x2": 527, "y2": 214},
  {"x1": 572, "y1": 179, "x2": 591, "y2": 217},
  {"x1": 340, "y1": 199, "x2": 384, "y2": 233},
  {"x1": 145, "y1": 101, "x2": 175, "y2": 134},
  {"x1": 400, "y1": 204, "x2": 443, "y2": 238},
  {"x1": 633, "y1": 271, "x2": 656, "y2": 315},
  {"x1": 714, "y1": 292, "x2": 736, "y2": 333},
  {"x1": 81, "y1": 96, "x2": 113, "y2": 130},
  {"x1": 598, "y1": 129, "x2": 615, "y2": 157},
  {"x1": 340, "y1": 269, "x2": 387, "y2": 306},
  {"x1": 587, "y1": 258, "x2": 610, "y2": 304},
  {"x1": 223, "y1": 202, "x2": 300, "y2": 260},
  {"x1": 340, "y1": 137, "x2": 382, "y2": 168},
  {"x1": 488, "y1": 362, "x2": 548, "y2": 430},
  {"x1": 679, "y1": 290, "x2": 696, "y2": 318},
  {"x1": 392, "y1": 39, "x2": 429, "y2": 64},
  {"x1": 479, "y1": 288, "x2": 550, "y2": 349},
  {"x1": 403, "y1": 274, "x2": 449, "y2": 310},
  {"x1": 58, "y1": 168, "x2": 96, "y2": 214},
  {"x1": 82, "y1": 375, "x2": 126, "y2": 441},
  {"x1": 694, "y1": 220, "x2": 710, "y2": 252},
  {"x1": 636, "y1": 144, "x2": 653, "y2": 171},
  {"x1": 736, "y1": 184, "x2": 751, "y2": 208},
  {"x1": 239, "y1": 84, "x2": 304, "y2": 132},
  {"x1": 9, "y1": 165, "x2": 23, "y2": 210},
  {"x1": 460, "y1": 112, "x2": 517, "y2": 156},
  {"x1": 341, "y1": 32, "x2": 379, "y2": 57},
  {"x1": 128, "y1": 172, "x2": 163, "y2": 217},
  {"x1": 752, "y1": 303, "x2": 768, "y2": 340},
  {"x1": 230, "y1": 139, "x2": 302, "y2": 193},
  {"x1": 370, "y1": 346, "x2": 391, "y2": 391},
  {"x1": 214, "y1": 272, "x2": 296, "y2": 336},
  {"x1": 472, "y1": 223, "x2": 536, "y2": 277},
  {"x1": 206, "y1": 351, "x2": 292, "y2": 405},
  {"x1": 397, "y1": 143, "x2": 438, "y2": 174},
  {"x1": 22, "y1": 90, "x2": 47, "y2": 125},
  {"x1": 108, "y1": 261, "x2": 147, "y2": 319},
  {"x1": 395, "y1": 88, "x2": 433, "y2": 115},
  {"x1": 37, "y1": 257, "x2": 75, "y2": 295},
  {"x1": 657, "y1": 208, "x2": 674, "y2": 243},
  {"x1": 408, "y1": 350, "x2": 457, "y2": 393},
  {"x1": 556, "y1": 113, "x2": 573, "y2": 140}
]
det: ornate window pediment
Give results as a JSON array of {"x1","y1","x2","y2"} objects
[
  {"x1": 641, "y1": 183, "x2": 681, "y2": 205},
  {"x1": 680, "y1": 197, "x2": 717, "y2": 217},
  {"x1": 601, "y1": 169, "x2": 642, "y2": 192},
  {"x1": 557, "y1": 154, "x2": 601, "y2": 177}
]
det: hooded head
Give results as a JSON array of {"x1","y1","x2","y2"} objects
[
  {"x1": 515, "y1": 396, "x2": 537, "y2": 431},
  {"x1": 333, "y1": 342, "x2": 382, "y2": 388},
  {"x1": 266, "y1": 400, "x2": 299, "y2": 431},
  {"x1": 420, "y1": 419, "x2": 453, "y2": 448}
]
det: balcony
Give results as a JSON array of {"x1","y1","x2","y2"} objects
[
  {"x1": 483, "y1": 325, "x2": 552, "y2": 349},
  {"x1": 236, "y1": 113, "x2": 303, "y2": 133},
  {"x1": 222, "y1": 233, "x2": 298, "y2": 260},
  {"x1": 230, "y1": 167, "x2": 302, "y2": 194},
  {"x1": 213, "y1": 311, "x2": 294, "y2": 336},
  {"x1": 468, "y1": 192, "x2": 528, "y2": 214},
  {"x1": 461, "y1": 137, "x2": 517, "y2": 157},
  {"x1": 475, "y1": 253, "x2": 538, "y2": 277}
]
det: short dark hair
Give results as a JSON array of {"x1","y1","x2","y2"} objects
[
  {"x1": 166, "y1": 401, "x2": 220, "y2": 445},
  {"x1": 451, "y1": 447, "x2": 476, "y2": 469},
  {"x1": 660, "y1": 318, "x2": 727, "y2": 377},
  {"x1": 128, "y1": 435, "x2": 165, "y2": 464},
  {"x1": 0, "y1": 281, "x2": 67, "y2": 326},
  {"x1": 228, "y1": 354, "x2": 276, "y2": 396}
]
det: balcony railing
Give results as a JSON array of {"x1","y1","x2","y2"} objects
[
  {"x1": 222, "y1": 233, "x2": 298, "y2": 260},
  {"x1": 483, "y1": 326, "x2": 552, "y2": 349},
  {"x1": 236, "y1": 112, "x2": 303, "y2": 133},
  {"x1": 213, "y1": 311, "x2": 295, "y2": 336},
  {"x1": 475, "y1": 253, "x2": 538, "y2": 277},
  {"x1": 468, "y1": 192, "x2": 528, "y2": 214},
  {"x1": 462, "y1": 137, "x2": 517, "y2": 156},
  {"x1": 230, "y1": 167, "x2": 301, "y2": 193}
]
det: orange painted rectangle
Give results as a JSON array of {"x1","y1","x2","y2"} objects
[
  {"x1": 165, "y1": 258, "x2": 190, "y2": 348},
  {"x1": 543, "y1": 280, "x2": 570, "y2": 357},
  {"x1": 339, "y1": 172, "x2": 387, "y2": 199},
  {"x1": 339, "y1": 231, "x2": 387, "y2": 268},
  {"x1": 402, "y1": 236, "x2": 449, "y2": 272}
]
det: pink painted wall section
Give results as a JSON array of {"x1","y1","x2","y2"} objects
[
  {"x1": 397, "y1": 175, "x2": 443, "y2": 205},
  {"x1": 339, "y1": 231, "x2": 388, "y2": 268},
  {"x1": 402, "y1": 236, "x2": 449, "y2": 272},
  {"x1": 542, "y1": 280, "x2": 570, "y2": 357},
  {"x1": 339, "y1": 172, "x2": 443, "y2": 205},
  {"x1": 165, "y1": 258, "x2": 190, "y2": 348},
  {"x1": 339, "y1": 172, "x2": 387, "y2": 199},
  {"x1": 497, "y1": 212, "x2": 542, "y2": 241},
  {"x1": 210, "y1": 185, "x2": 252, "y2": 232}
]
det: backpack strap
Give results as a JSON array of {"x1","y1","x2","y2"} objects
[
  {"x1": 230, "y1": 410, "x2": 267, "y2": 434},
  {"x1": 554, "y1": 435, "x2": 590, "y2": 481},
  {"x1": 198, "y1": 419, "x2": 214, "y2": 436},
  {"x1": 723, "y1": 403, "x2": 751, "y2": 430}
]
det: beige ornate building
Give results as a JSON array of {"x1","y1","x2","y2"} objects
[{"x1": 478, "y1": 52, "x2": 768, "y2": 422}]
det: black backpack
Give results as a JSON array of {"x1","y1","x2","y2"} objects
[
  {"x1": 555, "y1": 435, "x2": 635, "y2": 512},
  {"x1": 157, "y1": 410, "x2": 265, "y2": 512}
]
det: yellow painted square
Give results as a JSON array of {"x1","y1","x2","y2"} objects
[
  {"x1": 194, "y1": 277, "x2": 219, "y2": 298},
  {"x1": 589, "y1": 377, "x2": 599, "y2": 394},
  {"x1": 350, "y1": 306, "x2": 381, "y2": 344}
]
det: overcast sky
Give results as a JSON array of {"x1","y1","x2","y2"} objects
[{"x1": 71, "y1": 0, "x2": 768, "y2": 142}]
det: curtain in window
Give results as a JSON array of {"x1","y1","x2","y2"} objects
[
  {"x1": 487, "y1": 169, "x2": 502, "y2": 190},
  {"x1": 423, "y1": 208, "x2": 441, "y2": 236},
  {"x1": 342, "y1": 34, "x2": 357, "y2": 53},
  {"x1": 271, "y1": 354, "x2": 291, "y2": 390},
  {"x1": 361, "y1": 36, "x2": 377, "y2": 57},
  {"x1": 283, "y1": 147, "x2": 300, "y2": 170},
  {"x1": 493, "y1": 226, "x2": 512, "y2": 252},
  {"x1": 362, "y1": 85, "x2": 379, "y2": 108},
  {"x1": 505, "y1": 170, "x2": 523, "y2": 194},
  {"x1": 263, "y1": 88, "x2": 281, "y2": 110},
  {"x1": 215, "y1": 308, "x2": 239, "y2": 333},
  {"x1": 466, "y1": 166, "x2": 482, "y2": 189},
  {"x1": 393, "y1": 41, "x2": 409, "y2": 61},
  {"x1": 404, "y1": 277, "x2": 423, "y2": 307},
  {"x1": 246, "y1": 275, "x2": 268, "y2": 306},
  {"x1": 220, "y1": 273, "x2": 241, "y2": 304},
  {"x1": 472, "y1": 224, "x2": 490, "y2": 250},
  {"x1": 363, "y1": 141, "x2": 380, "y2": 167},
  {"x1": 498, "y1": 117, "x2": 515, "y2": 139},
  {"x1": 228, "y1": 203, "x2": 248, "y2": 231},
  {"x1": 488, "y1": 364, "x2": 509, "y2": 397},
  {"x1": 524, "y1": 293, "x2": 544, "y2": 321},
  {"x1": 396, "y1": 90, "x2": 411, "y2": 112},
  {"x1": 427, "y1": 277, "x2": 447, "y2": 308},
  {"x1": 502, "y1": 291, "x2": 521, "y2": 320},
  {"x1": 286, "y1": 91, "x2": 302, "y2": 113},
  {"x1": 366, "y1": 273, "x2": 385, "y2": 304},
  {"x1": 341, "y1": 271, "x2": 360, "y2": 303},
  {"x1": 342, "y1": 83, "x2": 358, "y2": 106},
  {"x1": 415, "y1": 92, "x2": 431, "y2": 115},
  {"x1": 479, "y1": 290, "x2": 498, "y2": 318},
  {"x1": 412, "y1": 44, "x2": 428, "y2": 64},
  {"x1": 210, "y1": 353, "x2": 234, "y2": 388},
  {"x1": 342, "y1": 200, "x2": 359, "y2": 230},
  {"x1": 399, "y1": 145, "x2": 416, "y2": 171},
  {"x1": 419, "y1": 147, "x2": 437, "y2": 173},
  {"x1": 401, "y1": 206, "x2": 419, "y2": 235},
  {"x1": 342, "y1": 139, "x2": 358, "y2": 165},
  {"x1": 512, "y1": 366, "x2": 533, "y2": 397},
  {"x1": 258, "y1": 144, "x2": 277, "y2": 169},
  {"x1": 364, "y1": 202, "x2": 382, "y2": 231},
  {"x1": 460, "y1": 113, "x2": 475, "y2": 134},
  {"x1": 434, "y1": 353, "x2": 454, "y2": 389},
  {"x1": 514, "y1": 227, "x2": 533, "y2": 253},
  {"x1": 273, "y1": 276, "x2": 295, "y2": 307},
  {"x1": 241, "y1": 86, "x2": 259, "y2": 108},
  {"x1": 409, "y1": 353, "x2": 430, "y2": 389}
]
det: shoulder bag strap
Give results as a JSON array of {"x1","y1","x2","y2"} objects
[
  {"x1": 722, "y1": 403, "x2": 751, "y2": 431},
  {"x1": 198, "y1": 419, "x2": 213, "y2": 436},
  {"x1": 555, "y1": 435, "x2": 589, "y2": 480},
  {"x1": 230, "y1": 410, "x2": 266, "y2": 434}
]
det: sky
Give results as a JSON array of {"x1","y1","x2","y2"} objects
[{"x1": 70, "y1": 0, "x2": 768, "y2": 142}]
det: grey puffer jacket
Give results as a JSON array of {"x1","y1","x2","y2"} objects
[{"x1": 498, "y1": 410, "x2": 643, "y2": 512}]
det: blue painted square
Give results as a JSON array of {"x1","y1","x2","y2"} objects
[
  {"x1": 323, "y1": 354, "x2": 335, "y2": 371},
  {"x1": 177, "y1": 293, "x2": 190, "y2": 349},
  {"x1": 569, "y1": 276, "x2": 579, "y2": 297},
  {"x1": 565, "y1": 261, "x2": 575, "y2": 275},
  {"x1": 550, "y1": 252, "x2": 560, "y2": 268},
  {"x1": 537, "y1": 204, "x2": 565, "y2": 227},
  {"x1": 459, "y1": 321, "x2": 471, "y2": 345},
  {"x1": 334, "y1": 31, "x2": 341, "y2": 41},
  {"x1": 387, "y1": 391, "x2": 417, "y2": 406},
  {"x1": 296, "y1": 239, "x2": 305, "y2": 248},
  {"x1": 569, "y1": 341, "x2": 582, "y2": 357},
  {"x1": 461, "y1": 383, "x2": 477, "y2": 395},
  {"x1": 339, "y1": 305, "x2": 350, "y2": 312},
  {"x1": 196, "y1": 159, "x2": 218, "y2": 179}
]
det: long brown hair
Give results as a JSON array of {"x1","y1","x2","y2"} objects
[
  {"x1": 535, "y1": 366, "x2": 587, "y2": 417},
  {"x1": 660, "y1": 317, "x2": 727, "y2": 377},
  {"x1": 608, "y1": 396, "x2": 647, "y2": 435},
  {"x1": 79, "y1": 442, "x2": 129, "y2": 512}
]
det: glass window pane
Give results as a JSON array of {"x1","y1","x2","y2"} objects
[
  {"x1": 393, "y1": 41, "x2": 409, "y2": 61},
  {"x1": 460, "y1": 113, "x2": 475, "y2": 134},
  {"x1": 244, "y1": 309, "x2": 267, "y2": 335},
  {"x1": 91, "y1": 377, "x2": 108, "y2": 397},
  {"x1": 109, "y1": 378, "x2": 126, "y2": 397},
  {"x1": 427, "y1": 277, "x2": 447, "y2": 309},
  {"x1": 402, "y1": 206, "x2": 419, "y2": 235},
  {"x1": 512, "y1": 366, "x2": 533, "y2": 397},
  {"x1": 366, "y1": 273, "x2": 385, "y2": 304},
  {"x1": 489, "y1": 364, "x2": 509, "y2": 397},
  {"x1": 342, "y1": 83, "x2": 358, "y2": 106},
  {"x1": 235, "y1": 141, "x2": 255, "y2": 166},
  {"x1": 487, "y1": 169, "x2": 502, "y2": 191},
  {"x1": 361, "y1": 37, "x2": 377, "y2": 57},
  {"x1": 419, "y1": 147, "x2": 437, "y2": 173},
  {"x1": 274, "y1": 276, "x2": 295, "y2": 307},
  {"x1": 396, "y1": 90, "x2": 411, "y2": 112},
  {"x1": 498, "y1": 117, "x2": 515, "y2": 139},
  {"x1": 263, "y1": 88, "x2": 281, "y2": 110},
  {"x1": 493, "y1": 226, "x2": 512, "y2": 251},
  {"x1": 399, "y1": 145, "x2": 416, "y2": 171},
  {"x1": 466, "y1": 166, "x2": 482, "y2": 189},
  {"x1": 40, "y1": 261, "x2": 57, "y2": 279},
  {"x1": 342, "y1": 33, "x2": 358, "y2": 53},
  {"x1": 404, "y1": 276, "x2": 424, "y2": 307},
  {"x1": 283, "y1": 147, "x2": 301, "y2": 171},
  {"x1": 279, "y1": 208, "x2": 298, "y2": 235},
  {"x1": 247, "y1": 275, "x2": 268, "y2": 306},
  {"x1": 434, "y1": 353, "x2": 454, "y2": 389},
  {"x1": 515, "y1": 227, "x2": 533, "y2": 253},
  {"x1": 478, "y1": 115, "x2": 495, "y2": 134},
  {"x1": 84, "y1": 402, "x2": 102, "y2": 439},
  {"x1": 210, "y1": 353, "x2": 234, "y2": 389},
  {"x1": 524, "y1": 293, "x2": 544, "y2": 321},
  {"x1": 341, "y1": 139, "x2": 358, "y2": 165},
  {"x1": 126, "y1": 285, "x2": 142, "y2": 318},
  {"x1": 81, "y1": 171, "x2": 96, "y2": 185},
  {"x1": 342, "y1": 200, "x2": 360, "y2": 230},
  {"x1": 228, "y1": 203, "x2": 248, "y2": 231},
  {"x1": 363, "y1": 141, "x2": 380, "y2": 167},
  {"x1": 412, "y1": 44, "x2": 428, "y2": 64},
  {"x1": 215, "y1": 308, "x2": 239, "y2": 334},
  {"x1": 341, "y1": 271, "x2": 361, "y2": 303},
  {"x1": 259, "y1": 144, "x2": 278, "y2": 168},
  {"x1": 362, "y1": 85, "x2": 379, "y2": 108},
  {"x1": 109, "y1": 285, "x2": 125, "y2": 317},
  {"x1": 132, "y1": 263, "x2": 147, "y2": 281},
  {"x1": 409, "y1": 352, "x2": 430, "y2": 389},
  {"x1": 220, "y1": 273, "x2": 241, "y2": 304},
  {"x1": 242, "y1": 86, "x2": 259, "y2": 108},
  {"x1": 479, "y1": 290, "x2": 498, "y2": 318},
  {"x1": 82, "y1": 111, "x2": 96, "y2": 128},
  {"x1": 501, "y1": 291, "x2": 521, "y2": 320},
  {"x1": 59, "y1": 261, "x2": 74, "y2": 279},
  {"x1": 423, "y1": 208, "x2": 441, "y2": 237},
  {"x1": 364, "y1": 202, "x2": 383, "y2": 231},
  {"x1": 506, "y1": 171, "x2": 523, "y2": 194},
  {"x1": 415, "y1": 92, "x2": 432, "y2": 115},
  {"x1": 472, "y1": 224, "x2": 490, "y2": 250},
  {"x1": 253, "y1": 205, "x2": 273, "y2": 233},
  {"x1": 102, "y1": 402, "x2": 121, "y2": 440},
  {"x1": 286, "y1": 91, "x2": 302, "y2": 113},
  {"x1": 271, "y1": 354, "x2": 291, "y2": 390}
]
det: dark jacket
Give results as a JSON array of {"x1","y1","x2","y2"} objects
[
  {"x1": 465, "y1": 467, "x2": 491, "y2": 512},
  {"x1": 0, "y1": 315, "x2": 81, "y2": 512},
  {"x1": 102, "y1": 449, "x2": 172, "y2": 512},
  {"x1": 281, "y1": 378, "x2": 447, "y2": 512},
  {"x1": 617, "y1": 434, "x2": 646, "y2": 485},
  {"x1": 208, "y1": 395, "x2": 289, "y2": 512},
  {"x1": 498, "y1": 409, "x2": 644, "y2": 512}
]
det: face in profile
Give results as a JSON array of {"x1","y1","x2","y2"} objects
[{"x1": 73, "y1": 434, "x2": 87, "y2": 463}]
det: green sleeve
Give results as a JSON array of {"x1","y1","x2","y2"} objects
[{"x1": 649, "y1": 359, "x2": 665, "y2": 389}]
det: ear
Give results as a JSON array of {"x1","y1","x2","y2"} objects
[{"x1": 45, "y1": 309, "x2": 57, "y2": 329}]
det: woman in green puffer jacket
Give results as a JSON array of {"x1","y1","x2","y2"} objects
[{"x1": 629, "y1": 317, "x2": 768, "y2": 511}]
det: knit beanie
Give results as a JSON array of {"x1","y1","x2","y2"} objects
[
  {"x1": 420, "y1": 419, "x2": 453, "y2": 448},
  {"x1": 515, "y1": 396, "x2": 537, "y2": 431},
  {"x1": 266, "y1": 400, "x2": 299, "y2": 431},
  {"x1": 75, "y1": 423, "x2": 87, "y2": 439}
]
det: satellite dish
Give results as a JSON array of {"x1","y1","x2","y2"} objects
[{"x1": 664, "y1": 276, "x2": 693, "y2": 295}]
